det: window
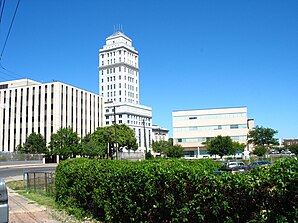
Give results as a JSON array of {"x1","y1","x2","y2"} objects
[
  {"x1": 101, "y1": 70, "x2": 104, "y2": 75},
  {"x1": 102, "y1": 61, "x2": 104, "y2": 66},
  {"x1": 101, "y1": 79, "x2": 104, "y2": 83},
  {"x1": 101, "y1": 54, "x2": 104, "y2": 58},
  {"x1": 231, "y1": 125, "x2": 239, "y2": 129},
  {"x1": 119, "y1": 83, "x2": 121, "y2": 88},
  {"x1": 119, "y1": 66, "x2": 121, "y2": 72}
]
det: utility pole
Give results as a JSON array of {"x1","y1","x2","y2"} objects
[
  {"x1": 142, "y1": 119, "x2": 147, "y2": 154},
  {"x1": 113, "y1": 106, "x2": 118, "y2": 159}
]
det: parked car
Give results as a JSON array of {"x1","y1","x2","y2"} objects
[
  {"x1": 219, "y1": 162, "x2": 249, "y2": 174},
  {"x1": 249, "y1": 160, "x2": 272, "y2": 168},
  {"x1": 227, "y1": 161, "x2": 245, "y2": 168}
]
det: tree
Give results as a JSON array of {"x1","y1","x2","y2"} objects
[
  {"x1": 81, "y1": 133, "x2": 106, "y2": 158},
  {"x1": 230, "y1": 141, "x2": 246, "y2": 157},
  {"x1": 252, "y1": 146, "x2": 267, "y2": 157},
  {"x1": 152, "y1": 140, "x2": 171, "y2": 154},
  {"x1": 165, "y1": 144, "x2": 184, "y2": 158},
  {"x1": 49, "y1": 127, "x2": 80, "y2": 159},
  {"x1": 248, "y1": 126, "x2": 278, "y2": 153},
  {"x1": 288, "y1": 144, "x2": 298, "y2": 155},
  {"x1": 16, "y1": 132, "x2": 48, "y2": 154},
  {"x1": 204, "y1": 135, "x2": 233, "y2": 159},
  {"x1": 90, "y1": 124, "x2": 138, "y2": 159}
]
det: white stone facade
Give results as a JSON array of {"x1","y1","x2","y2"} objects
[
  {"x1": 99, "y1": 32, "x2": 153, "y2": 152},
  {"x1": 104, "y1": 102, "x2": 152, "y2": 153},
  {"x1": 152, "y1": 124, "x2": 169, "y2": 142},
  {"x1": 0, "y1": 79, "x2": 104, "y2": 152},
  {"x1": 172, "y1": 107, "x2": 254, "y2": 158},
  {"x1": 99, "y1": 31, "x2": 139, "y2": 104}
]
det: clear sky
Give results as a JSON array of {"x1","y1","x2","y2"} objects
[{"x1": 1, "y1": 0, "x2": 297, "y2": 139}]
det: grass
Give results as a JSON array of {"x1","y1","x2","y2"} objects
[
  {"x1": 6, "y1": 180, "x2": 58, "y2": 209},
  {"x1": 6, "y1": 180, "x2": 101, "y2": 223}
]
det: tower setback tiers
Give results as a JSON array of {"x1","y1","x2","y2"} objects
[{"x1": 99, "y1": 31, "x2": 140, "y2": 104}]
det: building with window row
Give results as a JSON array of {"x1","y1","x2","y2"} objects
[
  {"x1": 172, "y1": 106, "x2": 254, "y2": 158},
  {"x1": 99, "y1": 31, "x2": 153, "y2": 153},
  {"x1": 0, "y1": 79, "x2": 104, "y2": 152}
]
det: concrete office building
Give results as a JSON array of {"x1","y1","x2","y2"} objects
[
  {"x1": 0, "y1": 79, "x2": 104, "y2": 152},
  {"x1": 172, "y1": 106, "x2": 254, "y2": 158},
  {"x1": 99, "y1": 31, "x2": 153, "y2": 153}
]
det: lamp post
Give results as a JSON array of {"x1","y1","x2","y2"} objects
[{"x1": 142, "y1": 119, "x2": 147, "y2": 154}]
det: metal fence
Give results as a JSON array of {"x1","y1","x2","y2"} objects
[
  {"x1": 23, "y1": 169, "x2": 55, "y2": 195},
  {"x1": 0, "y1": 152, "x2": 43, "y2": 162}
]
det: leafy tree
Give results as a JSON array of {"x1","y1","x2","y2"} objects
[
  {"x1": 152, "y1": 140, "x2": 184, "y2": 158},
  {"x1": 288, "y1": 144, "x2": 298, "y2": 155},
  {"x1": 248, "y1": 126, "x2": 278, "y2": 153},
  {"x1": 152, "y1": 140, "x2": 171, "y2": 154},
  {"x1": 90, "y1": 124, "x2": 138, "y2": 159},
  {"x1": 81, "y1": 133, "x2": 106, "y2": 158},
  {"x1": 204, "y1": 135, "x2": 233, "y2": 159},
  {"x1": 230, "y1": 141, "x2": 246, "y2": 157},
  {"x1": 252, "y1": 145, "x2": 268, "y2": 157},
  {"x1": 165, "y1": 144, "x2": 184, "y2": 158},
  {"x1": 16, "y1": 132, "x2": 48, "y2": 154},
  {"x1": 49, "y1": 127, "x2": 81, "y2": 159}
]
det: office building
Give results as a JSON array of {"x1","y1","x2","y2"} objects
[
  {"x1": 172, "y1": 106, "x2": 254, "y2": 158},
  {"x1": 99, "y1": 31, "x2": 153, "y2": 153},
  {"x1": 0, "y1": 79, "x2": 104, "y2": 152}
]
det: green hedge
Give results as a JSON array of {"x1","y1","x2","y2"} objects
[{"x1": 54, "y1": 158, "x2": 298, "y2": 222}]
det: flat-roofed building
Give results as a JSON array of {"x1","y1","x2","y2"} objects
[
  {"x1": 0, "y1": 79, "x2": 104, "y2": 152},
  {"x1": 172, "y1": 106, "x2": 254, "y2": 158}
]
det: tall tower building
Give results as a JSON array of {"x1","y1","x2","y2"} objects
[
  {"x1": 99, "y1": 31, "x2": 152, "y2": 154},
  {"x1": 99, "y1": 31, "x2": 140, "y2": 104}
]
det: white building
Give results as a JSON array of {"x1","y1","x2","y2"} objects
[
  {"x1": 99, "y1": 31, "x2": 153, "y2": 153},
  {"x1": 172, "y1": 106, "x2": 254, "y2": 158},
  {"x1": 0, "y1": 79, "x2": 104, "y2": 152},
  {"x1": 152, "y1": 124, "x2": 169, "y2": 142}
]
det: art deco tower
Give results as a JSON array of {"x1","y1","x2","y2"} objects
[{"x1": 99, "y1": 31, "x2": 140, "y2": 104}]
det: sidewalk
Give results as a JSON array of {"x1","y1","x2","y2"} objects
[{"x1": 4, "y1": 175, "x2": 59, "y2": 223}]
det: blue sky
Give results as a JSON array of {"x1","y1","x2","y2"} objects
[{"x1": 1, "y1": 0, "x2": 297, "y2": 139}]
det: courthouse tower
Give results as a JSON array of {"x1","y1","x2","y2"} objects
[
  {"x1": 98, "y1": 31, "x2": 152, "y2": 153},
  {"x1": 99, "y1": 31, "x2": 140, "y2": 104}
]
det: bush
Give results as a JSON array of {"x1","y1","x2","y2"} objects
[{"x1": 55, "y1": 157, "x2": 298, "y2": 222}]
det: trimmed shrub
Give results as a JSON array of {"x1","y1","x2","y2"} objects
[{"x1": 55, "y1": 157, "x2": 297, "y2": 222}]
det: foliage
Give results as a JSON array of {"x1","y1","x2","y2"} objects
[
  {"x1": 54, "y1": 157, "x2": 298, "y2": 222},
  {"x1": 152, "y1": 140, "x2": 184, "y2": 158},
  {"x1": 49, "y1": 127, "x2": 81, "y2": 159},
  {"x1": 165, "y1": 144, "x2": 184, "y2": 158},
  {"x1": 16, "y1": 132, "x2": 48, "y2": 154},
  {"x1": 252, "y1": 145, "x2": 268, "y2": 157},
  {"x1": 90, "y1": 124, "x2": 138, "y2": 158},
  {"x1": 145, "y1": 150, "x2": 153, "y2": 159},
  {"x1": 204, "y1": 135, "x2": 233, "y2": 158},
  {"x1": 230, "y1": 141, "x2": 246, "y2": 156},
  {"x1": 248, "y1": 126, "x2": 279, "y2": 151},
  {"x1": 287, "y1": 144, "x2": 298, "y2": 155},
  {"x1": 80, "y1": 133, "x2": 106, "y2": 158},
  {"x1": 152, "y1": 140, "x2": 170, "y2": 153}
]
